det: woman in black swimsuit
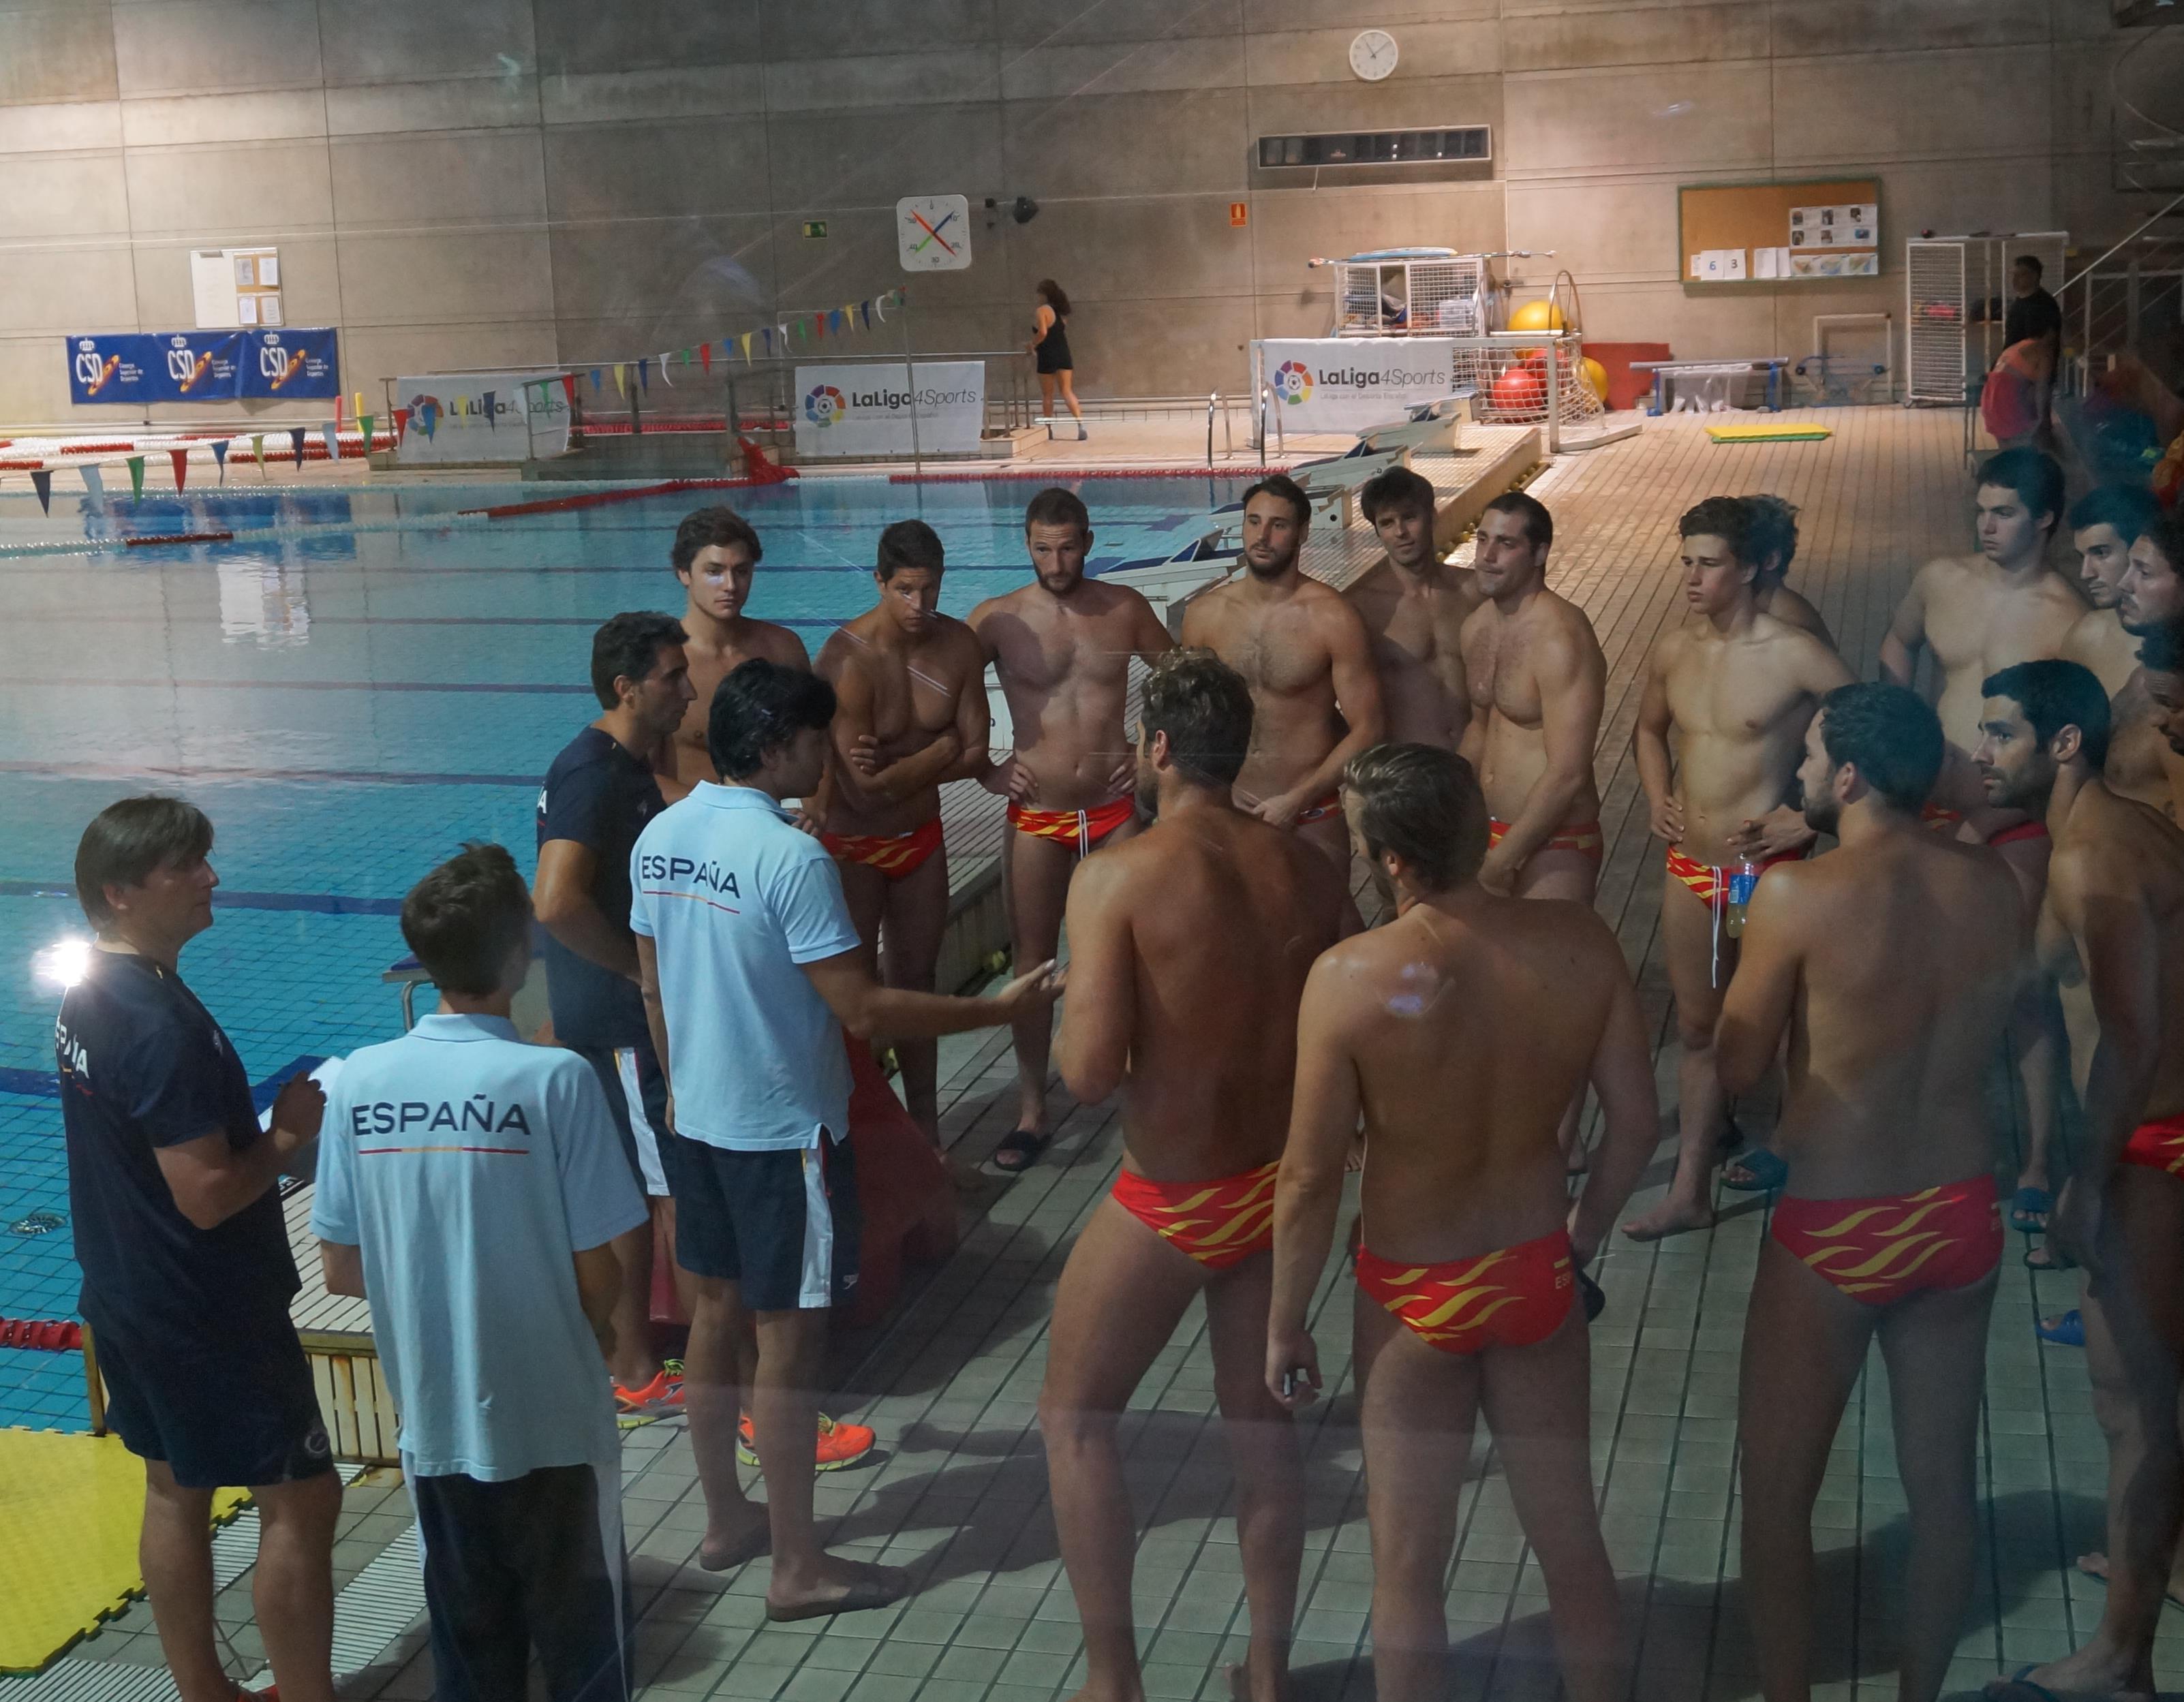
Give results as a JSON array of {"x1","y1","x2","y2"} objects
[{"x1": 1028, "y1": 279, "x2": 1084, "y2": 432}]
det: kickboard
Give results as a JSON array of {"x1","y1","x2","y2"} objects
[
  {"x1": 0, "y1": 1429, "x2": 251, "y2": 1674},
  {"x1": 1706, "y1": 424, "x2": 1832, "y2": 443}
]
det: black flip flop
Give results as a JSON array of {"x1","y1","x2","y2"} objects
[
  {"x1": 765, "y1": 1575, "x2": 909, "y2": 1622},
  {"x1": 991, "y1": 1128, "x2": 1048, "y2": 1175}
]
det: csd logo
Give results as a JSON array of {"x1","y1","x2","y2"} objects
[
  {"x1": 166, "y1": 336, "x2": 197, "y2": 384},
  {"x1": 73, "y1": 340, "x2": 104, "y2": 386}
]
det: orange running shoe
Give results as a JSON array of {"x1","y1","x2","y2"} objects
[
  {"x1": 737, "y1": 1412, "x2": 876, "y2": 1471},
  {"x1": 614, "y1": 1365, "x2": 686, "y2": 1429}
]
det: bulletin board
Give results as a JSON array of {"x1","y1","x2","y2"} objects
[{"x1": 1678, "y1": 179, "x2": 1881, "y2": 285}]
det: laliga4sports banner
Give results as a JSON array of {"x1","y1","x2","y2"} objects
[
  {"x1": 65, "y1": 328, "x2": 341, "y2": 403},
  {"x1": 395, "y1": 371, "x2": 572, "y2": 464},
  {"x1": 793, "y1": 361, "x2": 985, "y2": 459},
  {"x1": 1255, "y1": 337, "x2": 1458, "y2": 431}
]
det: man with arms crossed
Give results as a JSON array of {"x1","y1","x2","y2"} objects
[
  {"x1": 1267, "y1": 745, "x2": 1659, "y2": 1702},
  {"x1": 315, "y1": 844, "x2": 645, "y2": 1702},
  {"x1": 1180, "y1": 472, "x2": 1385, "y2": 867},
  {"x1": 1041, "y1": 650, "x2": 1349, "y2": 1702},
  {"x1": 536, "y1": 611, "x2": 694, "y2": 1419},
  {"x1": 1351, "y1": 463, "x2": 1479, "y2": 749},
  {"x1": 1460, "y1": 491, "x2": 1608, "y2": 899},
  {"x1": 968, "y1": 487, "x2": 1172, "y2": 1172},
  {"x1": 1719, "y1": 684, "x2": 2022, "y2": 1702},
  {"x1": 1882, "y1": 447, "x2": 2080, "y2": 1229},
  {"x1": 663, "y1": 506, "x2": 813, "y2": 805},
  {"x1": 816, "y1": 520, "x2": 990, "y2": 1147},
  {"x1": 1969, "y1": 659, "x2": 2184, "y2": 1702},
  {"x1": 1743, "y1": 494, "x2": 1837, "y2": 648},
  {"x1": 632, "y1": 660, "x2": 1058, "y2": 1617},
  {"x1": 58, "y1": 797, "x2": 337, "y2": 1702},
  {"x1": 2059, "y1": 487, "x2": 2177, "y2": 814},
  {"x1": 1626, "y1": 499, "x2": 1850, "y2": 1239}
]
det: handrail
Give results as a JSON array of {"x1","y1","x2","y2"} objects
[{"x1": 2059, "y1": 189, "x2": 2184, "y2": 291}]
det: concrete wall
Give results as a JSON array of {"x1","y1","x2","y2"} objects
[{"x1": 0, "y1": 0, "x2": 2151, "y2": 422}]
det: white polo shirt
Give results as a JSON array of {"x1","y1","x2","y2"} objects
[{"x1": 627, "y1": 782, "x2": 861, "y2": 1151}]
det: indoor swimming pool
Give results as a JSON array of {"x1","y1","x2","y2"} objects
[{"x1": 0, "y1": 471, "x2": 1250, "y2": 1429}]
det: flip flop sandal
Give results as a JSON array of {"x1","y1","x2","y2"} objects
[
  {"x1": 1721, "y1": 1147, "x2": 1789, "y2": 1194},
  {"x1": 765, "y1": 1577, "x2": 908, "y2": 1622},
  {"x1": 2035, "y1": 1310, "x2": 2085, "y2": 1348},
  {"x1": 2010, "y1": 1186, "x2": 2055, "y2": 1231},
  {"x1": 2025, "y1": 1242, "x2": 2077, "y2": 1273},
  {"x1": 1578, "y1": 1271, "x2": 1606, "y2": 1322},
  {"x1": 991, "y1": 1128, "x2": 1049, "y2": 1175}
]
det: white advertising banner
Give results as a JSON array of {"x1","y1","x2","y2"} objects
[
  {"x1": 394, "y1": 371, "x2": 571, "y2": 464},
  {"x1": 792, "y1": 361, "x2": 985, "y2": 459},
  {"x1": 1255, "y1": 337, "x2": 1458, "y2": 431}
]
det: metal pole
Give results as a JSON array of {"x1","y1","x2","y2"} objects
[
  {"x1": 900, "y1": 294, "x2": 921, "y2": 479},
  {"x1": 1206, "y1": 392, "x2": 1216, "y2": 467},
  {"x1": 1545, "y1": 332, "x2": 1563, "y2": 454},
  {"x1": 725, "y1": 366, "x2": 740, "y2": 475}
]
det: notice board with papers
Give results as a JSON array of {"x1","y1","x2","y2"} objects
[{"x1": 1678, "y1": 177, "x2": 1882, "y2": 285}]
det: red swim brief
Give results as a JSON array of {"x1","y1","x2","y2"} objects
[
  {"x1": 1354, "y1": 1228, "x2": 1576, "y2": 1355},
  {"x1": 1920, "y1": 803, "x2": 2049, "y2": 850},
  {"x1": 1110, "y1": 1160, "x2": 1279, "y2": 1269},
  {"x1": 1663, "y1": 844, "x2": 1804, "y2": 906},
  {"x1": 2120, "y1": 1111, "x2": 2184, "y2": 1177},
  {"x1": 1008, "y1": 795, "x2": 1135, "y2": 854},
  {"x1": 1291, "y1": 792, "x2": 1342, "y2": 827},
  {"x1": 1486, "y1": 818, "x2": 1605, "y2": 867},
  {"x1": 820, "y1": 816, "x2": 944, "y2": 880},
  {"x1": 1769, "y1": 1174, "x2": 2002, "y2": 1305}
]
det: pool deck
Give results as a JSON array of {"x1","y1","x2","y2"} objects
[{"x1": 25, "y1": 405, "x2": 2165, "y2": 1702}]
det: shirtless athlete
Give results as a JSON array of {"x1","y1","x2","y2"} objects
[
  {"x1": 1267, "y1": 745, "x2": 1658, "y2": 1702},
  {"x1": 1460, "y1": 491, "x2": 1608, "y2": 901},
  {"x1": 664, "y1": 506, "x2": 812, "y2": 805},
  {"x1": 2059, "y1": 486, "x2": 2177, "y2": 815},
  {"x1": 1723, "y1": 683, "x2": 2022, "y2": 1702},
  {"x1": 815, "y1": 521, "x2": 989, "y2": 1144},
  {"x1": 1043, "y1": 650, "x2": 1349, "y2": 1702},
  {"x1": 1881, "y1": 448, "x2": 2079, "y2": 1226},
  {"x1": 1743, "y1": 494, "x2": 1838, "y2": 649},
  {"x1": 968, "y1": 487, "x2": 1173, "y2": 1172},
  {"x1": 1180, "y1": 473, "x2": 1385, "y2": 867},
  {"x1": 1351, "y1": 463, "x2": 1479, "y2": 749},
  {"x1": 1971, "y1": 660, "x2": 2184, "y2": 1702},
  {"x1": 2115, "y1": 516, "x2": 2184, "y2": 813},
  {"x1": 1627, "y1": 499, "x2": 1851, "y2": 1241}
]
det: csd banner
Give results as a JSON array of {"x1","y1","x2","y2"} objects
[
  {"x1": 65, "y1": 328, "x2": 341, "y2": 403},
  {"x1": 792, "y1": 361, "x2": 985, "y2": 459},
  {"x1": 394, "y1": 371, "x2": 571, "y2": 465},
  {"x1": 1253, "y1": 337, "x2": 1458, "y2": 431}
]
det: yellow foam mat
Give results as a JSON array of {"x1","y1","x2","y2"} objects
[
  {"x1": 0, "y1": 1429, "x2": 251, "y2": 1675},
  {"x1": 1706, "y1": 422, "x2": 1832, "y2": 442}
]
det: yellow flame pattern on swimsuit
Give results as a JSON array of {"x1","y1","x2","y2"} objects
[
  {"x1": 1376, "y1": 1248, "x2": 1533, "y2": 1343},
  {"x1": 1786, "y1": 1189, "x2": 1965, "y2": 1295},
  {"x1": 2123, "y1": 1115, "x2": 2184, "y2": 1175},
  {"x1": 1111, "y1": 1160, "x2": 1279, "y2": 1268}
]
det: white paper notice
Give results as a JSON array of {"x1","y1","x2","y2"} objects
[
  {"x1": 258, "y1": 255, "x2": 279, "y2": 287},
  {"x1": 1755, "y1": 247, "x2": 1778, "y2": 280},
  {"x1": 237, "y1": 295, "x2": 259, "y2": 325},
  {"x1": 1723, "y1": 249, "x2": 1749, "y2": 280},
  {"x1": 1691, "y1": 253, "x2": 1706, "y2": 279}
]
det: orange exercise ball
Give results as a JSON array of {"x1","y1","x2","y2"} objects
[
  {"x1": 1490, "y1": 365, "x2": 1545, "y2": 416},
  {"x1": 1507, "y1": 299, "x2": 1566, "y2": 333}
]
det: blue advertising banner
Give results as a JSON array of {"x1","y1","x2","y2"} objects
[{"x1": 64, "y1": 328, "x2": 341, "y2": 404}]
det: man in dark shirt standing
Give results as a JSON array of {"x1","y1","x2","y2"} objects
[
  {"x1": 57, "y1": 796, "x2": 337, "y2": 1702},
  {"x1": 535, "y1": 611, "x2": 694, "y2": 1417},
  {"x1": 2004, "y1": 253, "x2": 2064, "y2": 358}
]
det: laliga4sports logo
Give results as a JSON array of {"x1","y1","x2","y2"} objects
[
  {"x1": 1273, "y1": 360, "x2": 1313, "y2": 405},
  {"x1": 804, "y1": 384, "x2": 847, "y2": 427}
]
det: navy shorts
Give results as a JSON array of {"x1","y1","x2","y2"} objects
[
  {"x1": 671, "y1": 1130, "x2": 859, "y2": 1312},
  {"x1": 95, "y1": 1319, "x2": 333, "y2": 1490},
  {"x1": 571, "y1": 1040, "x2": 675, "y2": 1198}
]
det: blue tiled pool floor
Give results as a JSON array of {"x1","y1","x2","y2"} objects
[{"x1": 0, "y1": 473, "x2": 1249, "y2": 1429}]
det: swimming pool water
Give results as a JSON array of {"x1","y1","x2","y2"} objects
[{"x1": 0, "y1": 472, "x2": 1251, "y2": 1429}]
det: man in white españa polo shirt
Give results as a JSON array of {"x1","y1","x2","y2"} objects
[
  {"x1": 631, "y1": 657, "x2": 1060, "y2": 1620},
  {"x1": 313, "y1": 843, "x2": 645, "y2": 1702}
]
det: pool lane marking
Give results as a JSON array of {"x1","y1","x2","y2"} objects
[
  {"x1": 0, "y1": 677, "x2": 593, "y2": 694},
  {"x1": 2, "y1": 1053, "x2": 324, "y2": 1105},
  {"x1": 0, "y1": 880, "x2": 404, "y2": 917},
  {"x1": 0, "y1": 760, "x2": 538, "y2": 787}
]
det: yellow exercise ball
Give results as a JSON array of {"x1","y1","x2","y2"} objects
[
  {"x1": 1508, "y1": 299, "x2": 1567, "y2": 333},
  {"x1": 1580, "y1": 356, "x2": 1608, "y2": 401}
]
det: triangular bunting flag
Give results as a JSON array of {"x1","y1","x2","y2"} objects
[
  {"x1": 814, "y1": 313, "x2": 826, "y2": 342},
  {"x1": 358, "y1": 415, "x2": 375, "y2": 455},
  {"x1": 211, "y1": 439, "x2": 229, "y2": 482},
  {"x1": 291, "y1": 427, "x2": 307, "y2": 467},
  {"x1": 481, "y1": 390, "x2": 495, "y2": 429},
  {"x1": 659, "y1": 355, "x2": 674, "y2": 388},
  {"x1": 251, "y1": 433, "x2": 266, "y2": 477},
  {"x1": 80, "y1": 464, "x2": 104, "y2": 501},
  {"x1": 127, "y1": 456, "x2": 145, "y2": 501},
  {"x1": 613, "y1": 365, "x2": 625, "y2": 397},
  {"x1": 561, "y1": 374, "x2": 577, "y2": 404},
  {"x1": 322, "y1": 422, "x2": 339, "y2": 463},
  {"x1": 394, "y1": 408, "x2": 410, "y2": 442},
  {"x1": 874, "y1": 292, "x2": 888, "y2": 323},
  {"x1": 637, "y1": 359, "x2": 649, "y2": 391},
  {"x1": 700, "y1": 343, "x2": 712, "y2": 375},
  {"x1": 589, "y1": 367, "x2": 602, "y2": 392},
  {"x1": 30, "y1": 469, "x2": 52, "y2": 514},
  {"x1": 169, "y1": 448, "x2": 189, "y2": 491}
]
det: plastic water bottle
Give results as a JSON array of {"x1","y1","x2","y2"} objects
[{"x1": 1724, "y1": 861, "x2": 1760, "y2": 938}]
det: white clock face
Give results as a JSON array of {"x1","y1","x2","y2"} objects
[
  {"x1": 1349, "y1": 29, "x2": 1398, "y2": 82},
  {"x1": 897, "y1": 195, "x2": 972, "y2": 273}
]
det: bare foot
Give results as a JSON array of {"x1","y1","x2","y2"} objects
[
  {"x1": 1225, "y1": 1658, "x2": 1291, "y2": 1701},
  {"x1": 765, "y1": 1556, "x2": 912, "y2": 1622},
  {"x1": 696, "y1": 1502, "x2": 771, "y2": 1573},
  {"x1": 1344, "y1": 1133, "x2": 1365, "y2": 1174},
  {"x1": 1622, "y1": 1196, "x2": 1717, "y2": 1243},
  {"x1": 1985, "y1": 1643, "x2": 2156, "y2": 1701},
  {"x1": 2075, "y1": 1550, "x2": 2184, "y2": 1611}
]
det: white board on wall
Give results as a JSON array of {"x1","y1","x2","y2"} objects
[{"x1": 190, "y1": 247, "x2": 280, "y2": 329}]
